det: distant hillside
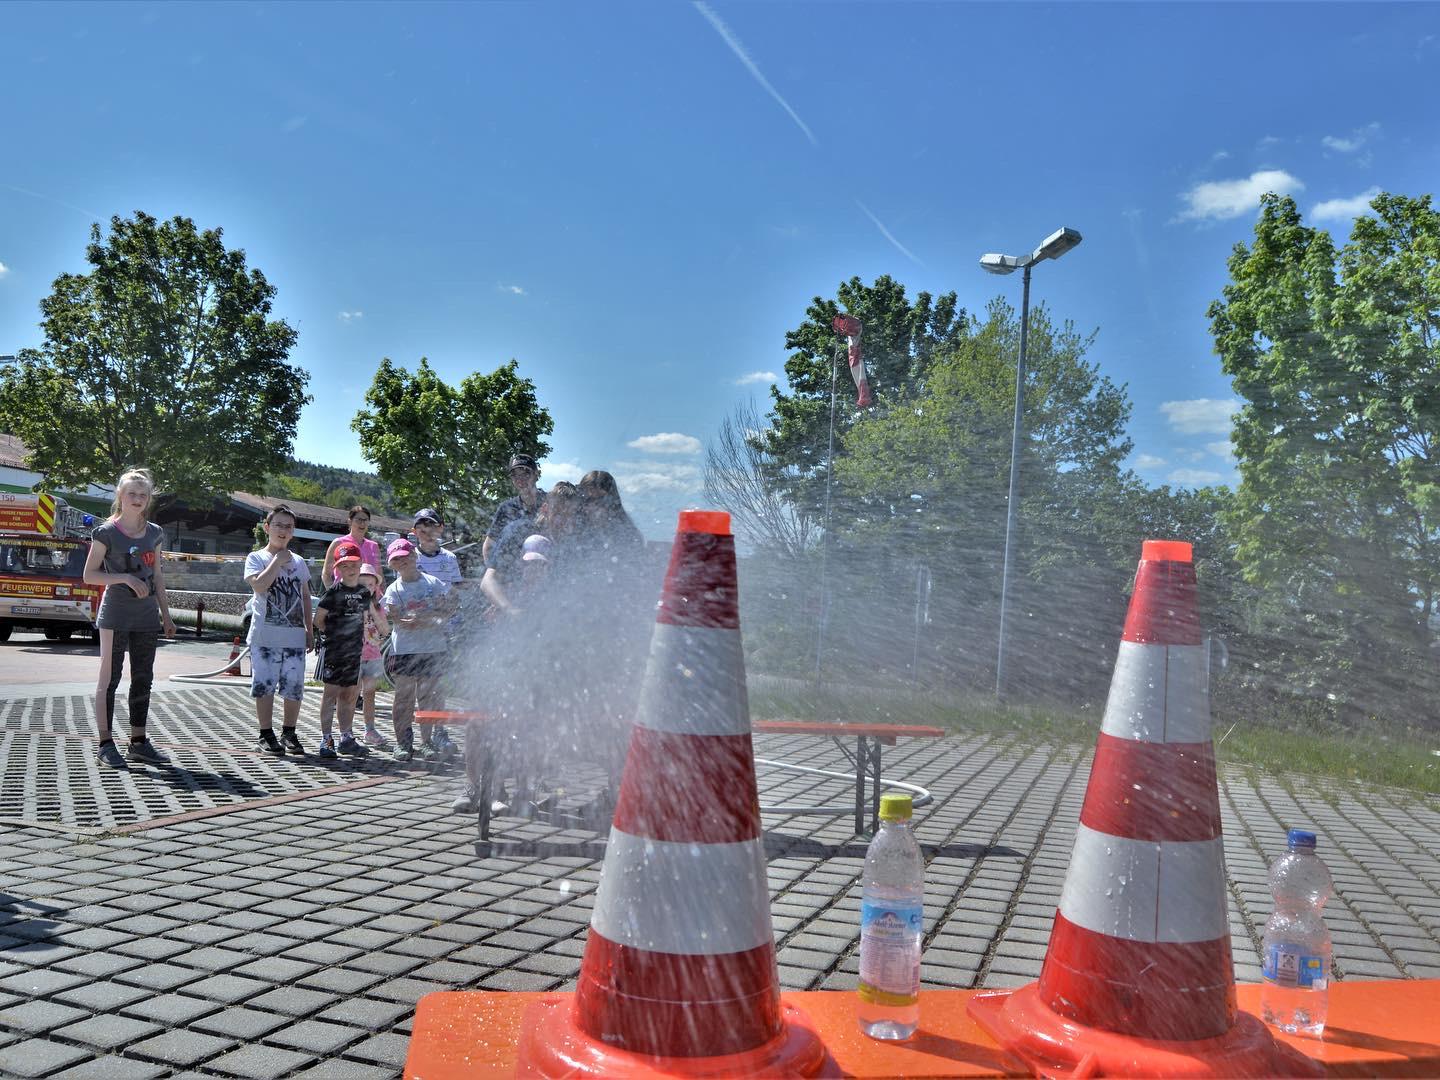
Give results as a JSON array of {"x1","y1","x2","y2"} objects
[{"x1": 261, "y1": 458, "x2": 401, "y2": 515}]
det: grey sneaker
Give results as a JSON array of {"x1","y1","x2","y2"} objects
[
  {"x1": 394, "y1": 732, "x2": 415, "y2": 764},
  {"x1": 258, "y1": 730, "x2": 285, "y2": 756},
  {"x1": 450, "y1": 787, "x2": 478, "y2": 814},
  {"x1": 337, "y1": 735, "x2": 370, "y2": 758},
  {"x1": 280, "y1": 728, "x2": 306, "y2": 756},
  {"x1": 97, "y1": 741, "x2": 127, "y2": 768},
  {"x1": 317, "y1": 739, "x2": 338, "y2": 760},
  {"x1": 126, "y1": 740, "x2": 170, "y2": 765}
]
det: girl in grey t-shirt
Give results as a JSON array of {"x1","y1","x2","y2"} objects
[{"x1": 82, "y1": 468, "x2": 176, "y2": 768}]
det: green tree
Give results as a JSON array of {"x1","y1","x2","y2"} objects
[
  {"x1": 1208, "y1": 191, "x2": 1440, "y2": 723},
  {"x1": 351, "y1": 357, "x2": 552, "y2": 523},
  {"x1": 269, "y1": 475, "x2": 324, "y2": 505},
  {"x1": 760, "y1": 275, "x2": 969, "y2": 523},
  {"x1": 0, "y1": 211, "x2": 306, "y2": 497}
]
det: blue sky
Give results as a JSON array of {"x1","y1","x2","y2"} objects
[{"x1": 2, "y1": 2, "x2": 1436, "y2": 534}]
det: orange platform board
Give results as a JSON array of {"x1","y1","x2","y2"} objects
[{"x1": 404, "y1": 980, "x2": 1440, "y2": 1079}]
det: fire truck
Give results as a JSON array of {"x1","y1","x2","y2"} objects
[{"x1": 0, "y1": 492, "x2": 101, "y2": 642}]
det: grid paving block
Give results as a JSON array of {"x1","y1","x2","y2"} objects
[
  {"x1": 479, "y1": 969, "x2": 562, "y2": 991},
  {"x1": 246, "y1": 985, "x2": 341, "y2": 1018},
  {"x1": 203, "y1": 1043, "x2": 319, "y2": 1079},
  {"x1": 182, "y1": 972, "x2": 272, "y2": 1004},
  {"x1": 0, "y1": 998, "x2": 88, "y2": 1034},
  {"x1": 52, "y1": 1012, "x2": 164, "y2": 1051},
  {"x1": 119, "y1": 992, "x2": 223, "y2": 1027},
  {"x1": 0, "y1": 1037, "x2": 92, "y2": 1078},
  {"x1": 297, "y1": 966, "x2": 387, "y2": 995},
  {"x1": 344, "y1": 1031, "x2": 416, "y2": 1069},
  {"x1": 49, "y1": 1054, "x2": 169, "y2": 1079},
  {"x1": 292, "y1": 1061, "x2": 396, "y2": 1080},
  {"x1": 191, "y1": 1006, "x2": 293, "y2": 1041},
  {"x1": 53, "y1": 978, "x2": 152, "y2": 1012},
  {"x1": 116, "y1": 962, "x2": 208, "y2": 993},
  {"x1": 0, "y1": 967, "x2": 89, "y2": 998},
  {"x1": 264, "y1": 1017, "x2": 367, "y2": 1056},
  {"x1": 319, "y1": 996, "x2": 415, "y2": 1031}
]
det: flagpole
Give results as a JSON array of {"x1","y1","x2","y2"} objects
[{"x1": 813, "y1": 338, "x2": 842, "y2": 692}]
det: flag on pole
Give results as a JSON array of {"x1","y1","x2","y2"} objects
[{"x1": 832, "y1": 314, "x2": 872, "y2": 408}]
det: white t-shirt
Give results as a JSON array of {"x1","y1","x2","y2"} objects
[
  {"x1": 416, "y1": 546, "x2": 461, "y2": 585},
  {"x1": 244, "y1": 548, "x2": 311, "y2": 650},
  {"x1": 383, "y1": 571, "x2": 451, "y2": 655}
]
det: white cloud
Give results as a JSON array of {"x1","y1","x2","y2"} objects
[
  {"x1": 1176, "y1": 448, "x2": 1208, "y2": 464},
  {"x1": 1206, "y1": 440, "x2": 1234, "y2": 458},
  {"x1": 1134, "y1": 453, "x2": 1167, "y2": 469},
  {"x1": 540, "y1": 459, "x2": 584, "y2": 485},
  {"x1": 1168, "y1": 468, "x2": 1224, "y2": 487},
  {"x1": 734, "y1": 371, "x2": 777, "y2": 386},
  {"x1": 611, "y1": 460, "x2": 702, "y2": 495},
  {"x1": 1322, "y1": 122, "x2": 1380, "y2": 154},
  {"x1": 627, "y1": 432, "x2": 702, "y2": 455},
  {"x1": 1312, "y1": 187, "x2": 1381, "y2": 222},
  {"x1": 1175, "y1": 170, "x2": 1304, "y2": 222},
  {"x1": 856, "y1": 199, "x2": 923, "y2": 266},
  {"x1": 282, "y1": 115, "x2": 307, "y2": 133},
  {"x1": 337, "y1": 310, "x2": 364, "y2": 322},
  {"x1": 1211, "y1": 149, "x2": 1230, "y2": 162},
  {"x1": 1160, "y1": 398, "x2": 1239, "y2": 435},
  {"x1": 498, "y1": 284, "x2": 525, "y2": 295},
  {"x1": 0, "y1": 261, "x2": 9, "y2": 279}
]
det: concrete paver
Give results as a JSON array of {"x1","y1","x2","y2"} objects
[{"x1": 0, "y1": 683, "x2": 1436, "y2": 1076}]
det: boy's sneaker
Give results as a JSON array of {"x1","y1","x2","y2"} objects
[
  {"x1": 280, "y1": 728, "x2": 306, "y2": 756},
  {"x1": 363, "y1": 728, "x2": 389, "y2": 749},
  {"x1": 431, "y1": 727, "x2": 459, "y2": 760},
  {"x1": 97, "y1": 741, "x2": 127, "y2": 768},
  {"x1": 258, "y1": 730, "x2": 285, "y2": 756},
  {"x1": 394, "y1": 732, "x2": 415, "y2": 764},
  {"x1": 127, "y1": 740, "x2": 170, "y2": 765},
  {"x1": 317, "y1": 738, "x2": 338, "y2": 760},
  {"x1": 450, "y1": 786, "x2": 478, "y2": 814},
  {"x1": 337, "y1": 735, "x2": 370, "y2": 758}
]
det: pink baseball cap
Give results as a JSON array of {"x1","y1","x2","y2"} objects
[
  {"x1": 386, "y1": 538, "x2": 415, "y2": 563},
  {"x1": 358, "y1": 563, "x2": 380, "y2": 581}
]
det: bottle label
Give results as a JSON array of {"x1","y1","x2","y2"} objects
[
  {"x1": 1262, "y1": 944, "x2": 1328, "y2": 989},
  {"x1": 859, "y1": 900, "x2": 922, "y2": 1000}
]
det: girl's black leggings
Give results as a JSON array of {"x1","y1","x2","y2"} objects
[{"x1": 105, "y1": 629, "x2": 159, "y2": 736}]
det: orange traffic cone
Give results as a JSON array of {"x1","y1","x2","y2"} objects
[
  {"x1": 969, "y1": 540, "x2": 1317, "y2": 1077},
  {"x1": 222, "y1": 636, "x2": 243, "y2": 677},
  {"x1": 516, "y1": 510, "x2": 826, "y2": 1077}
]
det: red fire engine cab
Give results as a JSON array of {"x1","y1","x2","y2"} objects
[{"x1": 0, "y1": 492, "x2": 102, "y2": 642}]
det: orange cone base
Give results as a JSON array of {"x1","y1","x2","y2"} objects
[
  {"x1": 514, "y1": 993, "x2": 828, "y2": 1078},
  {"x1": 967, "y1": 984, "x2": 1322, "y2": 1079}
]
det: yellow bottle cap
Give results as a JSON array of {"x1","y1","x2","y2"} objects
[{"x1": 879, "y1": 794, "x2": 913, "y2": 822}]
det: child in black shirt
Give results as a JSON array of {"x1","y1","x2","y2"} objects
[{"x1": 315, "y1": 542, "x2": 388, "y2": 758}]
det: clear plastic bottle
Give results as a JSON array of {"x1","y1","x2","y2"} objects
[
  {"x1": 1261, "y1": 828, "x2": 1333, "y2": 1038},
  {"x1": 858, "y1": 793, "x2": 923, "y2": 1040}
]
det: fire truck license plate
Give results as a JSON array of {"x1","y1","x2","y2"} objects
[{"x1": 9, "y1": 605, "x2": 45, "y2": 616}]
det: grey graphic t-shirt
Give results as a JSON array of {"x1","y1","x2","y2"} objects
[
  {"x1": 92, "y1": 520, "x2": 164, "y2": 631},
  {"x1": 244, "y1": 548, "x2": 310, "y2": 650}
]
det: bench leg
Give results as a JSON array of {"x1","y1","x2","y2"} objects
[
  {"x1": 870, "y1": 736, "x2": 882, "y2": 833},
  {"x1": 854, "y1": 736, "x2": 866, "y2": 835}
]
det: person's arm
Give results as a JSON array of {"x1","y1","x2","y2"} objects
[
  {"x1": 369, "y1": 595, "x2": 390, "y2": 638},
  {"x1": 302, "y1": 574, "x2": 314, "y2": 650},
  {"x1": 83, "y1": 534, "x2": 149, "y2": 597},
  {"x1": 480, "y1": 567, "x2": 518, "y2": 615},
  {"x1": 321, "y1": 538, "x2": 339, "y2": 587},
  {"x1": 482, "y1": 536, "x2": 495, "y2": 562},
  {"x1": 245, "y1": 549, "x2": 291, "y2": 594},
  {"x1": 150, "y1": 549, "x2": 176, "y2": 638}
]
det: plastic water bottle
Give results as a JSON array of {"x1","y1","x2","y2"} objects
[
  {"x1": 858, "y1": 793, "x2": 923, "y2": 1040},
  {"x1": 1261, "y1": 829, "x2": 1333, "y2": 1037}
]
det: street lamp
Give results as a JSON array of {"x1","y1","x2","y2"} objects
[{"x1": 980, "y1": 226, "x2": 1082, "y2": 698}]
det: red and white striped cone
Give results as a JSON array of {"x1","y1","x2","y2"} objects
[
  {"x1": 969, "y1": 540, "x2": 1317, "y2": 1077},
  {"x1": 222, "y1": 636, "x2": 244, "y2": 677},
  {"x1": 516, "y1": 510, "x2": 825, "y2": 1078}
]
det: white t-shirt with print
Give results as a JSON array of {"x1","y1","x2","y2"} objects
[{"x1": 244, "y1": 548, "x2": 311, "y2": 650}]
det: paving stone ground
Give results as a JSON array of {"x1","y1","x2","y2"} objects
[{"x1": 0, "y1": 684, "x2": 1438, "y2": 1077}]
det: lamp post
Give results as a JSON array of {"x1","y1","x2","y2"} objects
[{"x1": 980, "y1": 226, "x2": 1082, "y2": 698}]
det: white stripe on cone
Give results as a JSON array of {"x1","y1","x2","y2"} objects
[
  {"x1": 1058, "y1": 823, "x2": 1229, "y2": 943},
  {"x1": 1101, "y1": 642, "x2": 1210, "y2": 744},
  {"x1": 591, "y1": 829, "x2": 773, "y2": 955},
  {"x1": 635, "y1": 624, "x2": 751, "y2": 737}
]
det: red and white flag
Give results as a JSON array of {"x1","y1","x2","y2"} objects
[{"x1": 832, "y1": 314, "x2": 872, "y2": 408}]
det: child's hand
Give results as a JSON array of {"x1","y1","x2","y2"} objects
[{"x1": 126, "y1": 575, "x2": 150, "y2": 599}]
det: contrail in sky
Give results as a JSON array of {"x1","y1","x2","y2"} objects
[
  {"x1": 0, "y1": 184, "x2": 99, "y2": 221},
  {"x1": 856, "y1": 199, "x2": 924, "y2": 266},
  {"x1": 693, "y1": 1, "x2": 818, "y2": 148}
]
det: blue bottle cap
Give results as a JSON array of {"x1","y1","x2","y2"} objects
[{"x1": 1287, "y1": 829, "x2": 1317, "y2": 849}]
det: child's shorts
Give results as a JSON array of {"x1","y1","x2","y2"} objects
[
  {"x1": 251, "y1": 645, "x2": 307, "y2": 702},
  {"x1": 385, "y1": 651, "x2": 444, "y2": 680},
  {"x1": 320, "y1": 648, "x2": 362, "y2": 689},
  {"x1": 359, "y1": 656, "x2": 385, "y2": 681}
]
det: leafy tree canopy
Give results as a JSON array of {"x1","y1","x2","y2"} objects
[
  {"x1": 0, "y1": 211, "x2": 307, "y2": 498},
  {"x1": 351, "y1": 357, "x2": 552, "y2": 524}
]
